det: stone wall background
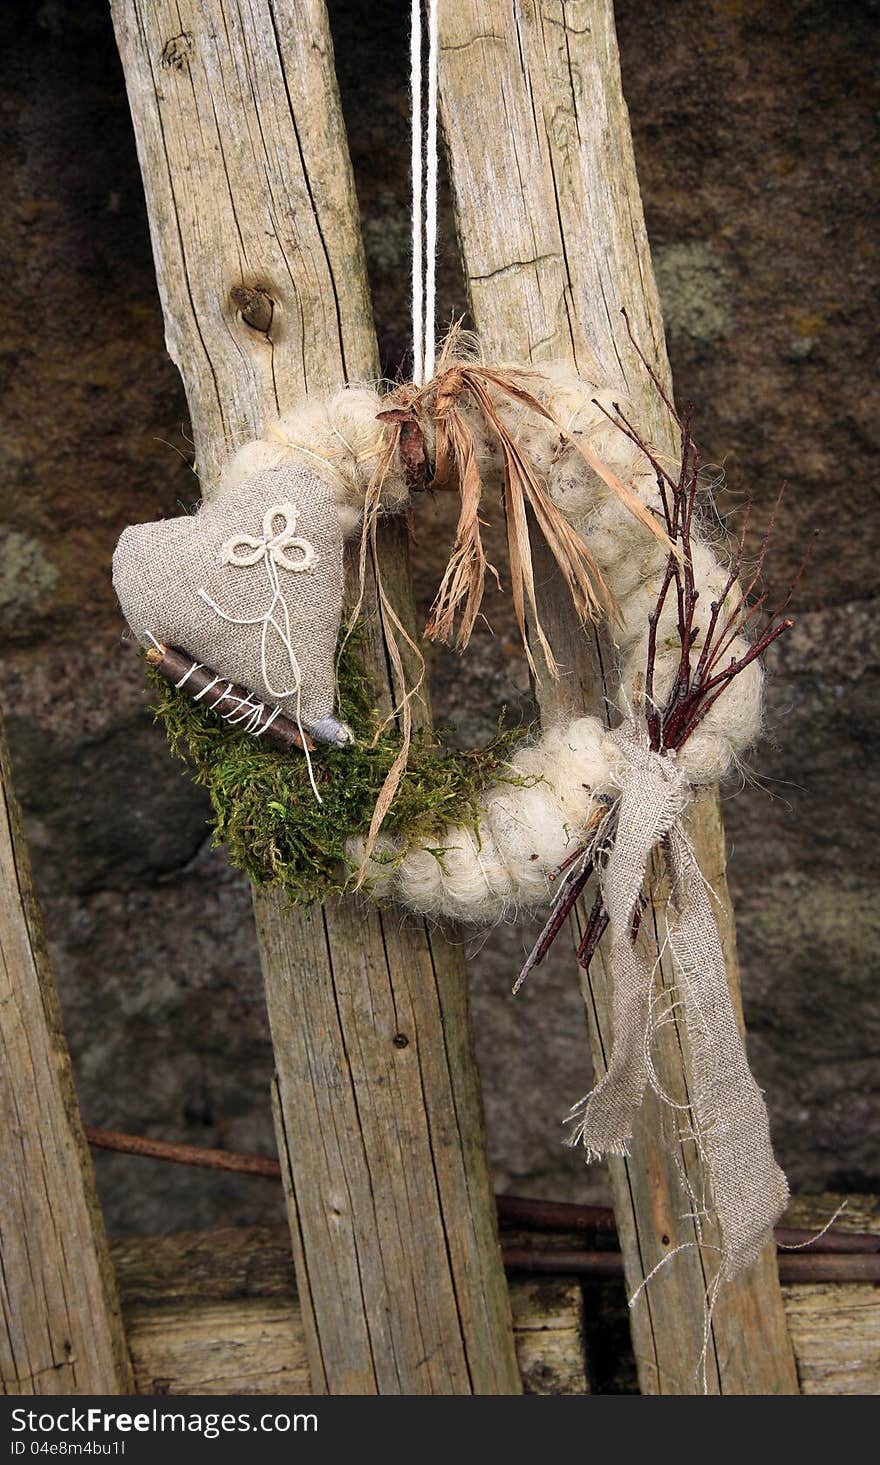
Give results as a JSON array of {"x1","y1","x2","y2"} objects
[{"x1": 1, "y1": 0, "x2": 876, "y2": 1234}]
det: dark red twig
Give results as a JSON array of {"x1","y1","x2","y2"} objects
[
  {"x1": 501, "y1": 1248, "x2": 880, "y2": 1284},
  {"x1": 576, "y1": 893, "x2": 610, "y2": 969},
  {"x1": 84, "y1": 1125, "x2": 282, "y2": 1178},
  {"x1": 85, "y1": 1127, "x2": 876, "y2": 1266},
  {"x1": 516, "y1": 341, "x2": 801, "y2": 992},
  {"x1": 513, "y1": 857, "x2": 593, "y2": 993}
]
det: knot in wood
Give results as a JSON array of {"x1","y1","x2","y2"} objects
[
  {"x1": 160, "y1": 33, "x2": 194, "y2": 71},
  {"x1": 230, "y1": 284, "x2": 275, "y2": 335}
]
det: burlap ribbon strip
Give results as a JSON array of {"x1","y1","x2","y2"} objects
[{"x1": 576, "y1": 724, "x2": 789, "y2": 1280}]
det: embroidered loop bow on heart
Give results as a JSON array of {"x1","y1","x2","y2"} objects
[{"x1": 221, "y1": 501, "x2": 318, "y2": 574}]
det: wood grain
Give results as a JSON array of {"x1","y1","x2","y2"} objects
[
  {"x1": 109, "y1": 1208, "x2": 880, "y2": 1396},
  {"x1": 0, "y1": 714, "x2": 132, "y2": 1394},
  {"x1": 437, "y1": 0, "x2": 798, "y2": 1393},
  {"x1": 110, "y1": 0, "x2": 519, "y2": 1394},
  {"x1": 780, "y1": 1194, "x2": 880, "y2": 1397},
  {"x1": 111, "y1": 1224, "x2": 586, "y2": 1397}
]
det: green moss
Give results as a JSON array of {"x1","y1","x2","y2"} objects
[{"x1": 148, "y1": 632, "x2": 531, "y2": 905}]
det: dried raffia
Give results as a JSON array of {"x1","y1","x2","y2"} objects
[
  {"x1": 346, "y1": 348, "x2": 675, "y2": 874},
  {"x1": 402, "y1": 357, "x2": 673, "y2": 676},
  {"x1": 349, "y1": 415, "x2": 429, "y2": 884}
]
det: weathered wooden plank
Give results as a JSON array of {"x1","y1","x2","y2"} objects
[
  {"x1": 109, "y1": 1208, "x2": 880, "y2": 1396},
  {"x1": 780, "y1": 1194, "x2": 880, "y2": 1396},
  {"x1": 125, "y1": 1298, "x2": 312, "y2": 1397},
  {"x1": 437, "y1": 0, "x2": 798, "y2": 1394},
  {"x1": 783, "y1": 1284, "x2": 878, "y2": 1396},
  {"x1": 783, "y1": 1193, "x2": 880, "y2": 1236},
  {"x1": 0, "y1": 713, "x2": 132, "y2": 1395},
  {"x1": 122, "y1": 1288, "x2": 587, "y2": 1398},
  {"x1": 109, "y1": 0, "x2": 519, "y2": 1394},
  {"x1": 511, "y1": 1277, "x2": 589, "y2": 1396},
  {"x1": 111, "y1": 1225, "x2": 587, "y2": 1397},
  {"x1": 109, "y1": 1224, "x2": 298, "y2": 1306}
]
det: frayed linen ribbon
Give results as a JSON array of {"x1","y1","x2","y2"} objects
[{"x1": 568, "y1": 722, "x2": 789, "y2": 1280}]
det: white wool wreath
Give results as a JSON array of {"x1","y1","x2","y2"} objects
[{"x1": 216, "y1": 361, "x2": 761, "y2": 924}]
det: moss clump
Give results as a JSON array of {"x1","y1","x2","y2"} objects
[{"x1": 148, "y1": 633, "x2": 530, "y2": 905}]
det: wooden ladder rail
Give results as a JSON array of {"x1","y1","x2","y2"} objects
[
  {"x1": 0, "y1": 712, "x2": 133, "y2": 1394},
  {"x1": 438, "y1": 0, "x2": 799, "y2": 1394},
  {"x1": 110, "y1": 0, "x2": 520, "y2": 1395}
]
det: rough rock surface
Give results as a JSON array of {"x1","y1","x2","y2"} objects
[{"x1": 0, "y1": 0, "x2": 876, "y2": 1234}]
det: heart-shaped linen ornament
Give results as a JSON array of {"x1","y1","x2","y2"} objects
[{"x1": 112, "y1": 462, "x2": 349, "y2": 746}]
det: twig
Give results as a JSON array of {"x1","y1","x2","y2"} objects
[
  {"x1": 513, "y1": 856, "x2": 593, "y2": 993},
  {"x1": 84, "y1": 1125, "x2": 282, "y2": 1177},
  {"x1": 501, "y1": 1247, "x2": 880, "y2": 1284},
  {"x1": 526, "y1": 361, "x2": 800, "y2": 985},
  {"x1": 620, "y1": 307, "x2": 681, "y2": 427},
  {"x1": 84, "y1": 1127, "x2": 878, "y2": 1264},
  {"x1": 146, "y1": 644, "x2": 314, "y2": 753},
  {"x1": 576, "y1": 892, "x2": 610, "y2": 970}
]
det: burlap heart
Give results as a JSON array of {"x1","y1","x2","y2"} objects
[{"x1": 113, "y1": 462, "x2": 346, "y2": 736}]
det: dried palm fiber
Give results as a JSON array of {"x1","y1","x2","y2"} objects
[{"x1": 221, "y1": 358, "x2": 669, "y2": 682}]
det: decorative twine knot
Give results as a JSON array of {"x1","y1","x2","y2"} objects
[
  {"x1": 430, "y1": 366, "x2": 465, "y2": 421},
  {"x1": 221, "y1": 502, "x2": 317, "y2": 574},
  {"x1": 374, "y1": 367, "x2": 468, "y2": 491}
]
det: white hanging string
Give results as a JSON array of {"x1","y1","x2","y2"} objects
[
  {"x1": 423, "y1": 0, "x2": 439, "y2": 384},
  {"x1": 411, "y1": 0, "x2": 440, "y2": 385},
  {"x1": 410, "y1": 0, "x2": 424, "y2": 385}
]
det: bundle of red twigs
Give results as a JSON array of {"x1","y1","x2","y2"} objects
[{"x1": 515, "y1": 341, "x2": 809, "y2": 994}]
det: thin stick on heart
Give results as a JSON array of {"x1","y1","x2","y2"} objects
[{"x1": 146, "y1": 644, "x2": 315, "y2": 753}]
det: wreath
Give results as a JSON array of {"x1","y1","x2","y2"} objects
[{"x1": 113, "y1": 332, "x2": 794, "y2": 1284}]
